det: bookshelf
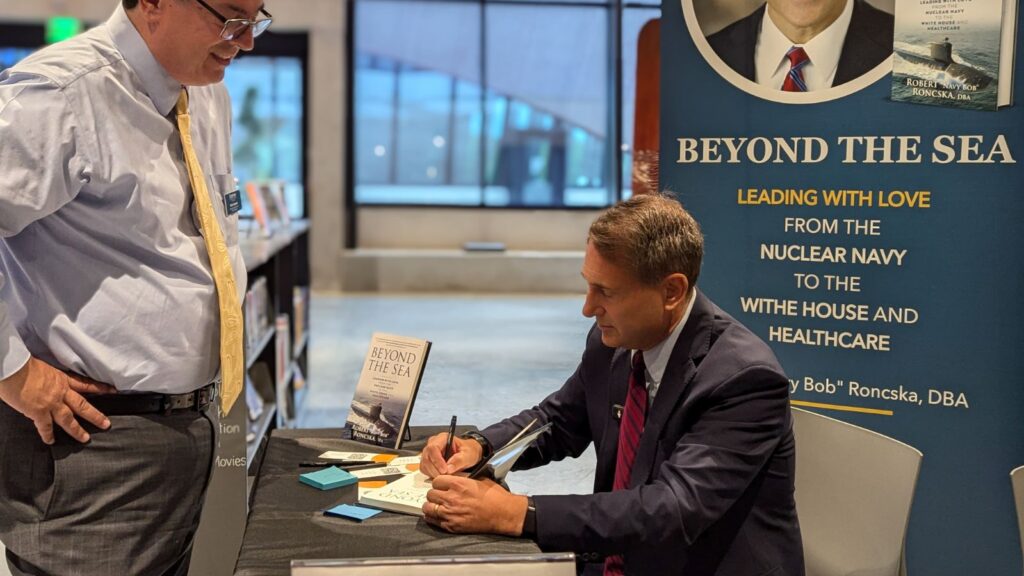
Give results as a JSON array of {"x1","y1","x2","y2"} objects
[
  {"x1": 240, "y1": 219, "x2": 312, "y2": 473},
  {"x1": 190, "y1": 219, "x2": 310, "y2": 576}
]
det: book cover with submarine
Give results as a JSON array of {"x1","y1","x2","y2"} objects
[{"x1": 891, "y1": 0, "x2": 1017, "y2": 111}]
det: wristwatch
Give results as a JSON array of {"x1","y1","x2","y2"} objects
[
  {"x1": 521, "y1": 496, "x2": 538, "y2": 539},
  {"x1": 459, "y1": 430, "x2": 494, "y2": 460}
]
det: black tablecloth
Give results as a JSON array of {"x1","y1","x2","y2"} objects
[{"x1": 234, "y1": 427, "x2": 542, "y2": 575}]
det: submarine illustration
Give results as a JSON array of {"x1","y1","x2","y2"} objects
[
  {"x1": 895, "y1": 38, "x2": 993, "y2": 89},
  {"x1": 348, "y1": 399, "x2": 398, "y2": 438}
]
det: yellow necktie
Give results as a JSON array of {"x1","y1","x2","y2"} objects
[{"x1": 175, "y1": 89, "x2": 243, "y2": 414}]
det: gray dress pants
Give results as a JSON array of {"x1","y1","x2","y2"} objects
[{"x1": 0, "y1": 400, "x2": 216, "y2": 576}]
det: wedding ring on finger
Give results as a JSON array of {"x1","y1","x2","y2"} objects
[{"x1": 433, "y1": 502, "x2": 441, "y2": 517}]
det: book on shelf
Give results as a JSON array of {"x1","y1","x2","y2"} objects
[
  {"x1": 358, "y1": 420, "x2": 551, "y2": 516},
  {"x1": 293, "y1": 362, "x2": 306, "y2": 392},
  {"x1": 275, "y1": 314, "x2": 291, "y2": 386},
  {"x1": 244, "y1": 182, "x2": 271, "y2": 237},
  {"x1": 244, "y1": 276, "x2": 272, "y2": 359},
  {"x1": 891, "y1": 0, "x2": 1018, "y2": 110},
  {"x1": 243, "y1": 181, "x2": 293, "y2": 236},
  {"x1": 248, "y1": 362, "x2": 276, "y2": 428},
  {"x1": 265, "y1": 180, "x2": 292, "y2": 228},
  {"x1": 343, "y1": 333, "x2": 431, "y2": 449},
  {"x1": 293, "y1": 286, "x2": 309, "y2": 354},
  {"x1": 275, "y1": 314, "x2": 292, "y2": 426},
  {"x1": 244, "y1": 374, "x2": 264, "y2": 422}
]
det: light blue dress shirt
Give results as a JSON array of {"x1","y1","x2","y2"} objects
[
  {"x1": 634, "y1": 291, "x2": 696, "y2": 405},
  {"x1": 0, "y1": 5, "x2": 246, "y2": 393}
]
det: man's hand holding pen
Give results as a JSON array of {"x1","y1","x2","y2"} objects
[
  {"x1": 421, "y1": 475, "x2": 528, "y2": 537},
  {"x1": 420, "y1": 432, "x2": 483, "y2": 477},
  {"x1": 419, "y1": 426, "x2": 527, "y2": 537}
]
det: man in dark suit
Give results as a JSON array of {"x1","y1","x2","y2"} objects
[
  {"x1": 706, "y1": 0, "x2": 893, "y2": 91},
  {"x1": 419, "y1": 193, "x2": 803, "y2": 576}
]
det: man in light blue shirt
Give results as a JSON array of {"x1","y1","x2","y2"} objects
[{"x1": 0, "y1": 1, "x2": 269, "y2": 574}]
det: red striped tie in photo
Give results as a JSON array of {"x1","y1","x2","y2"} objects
[{"x1": 782, "y1": 46, "x2": 810, "y2": 92}]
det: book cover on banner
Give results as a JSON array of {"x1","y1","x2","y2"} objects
[
  {"x1": 892, "y1": 0, "x2": 1018, "y2": 110},
  {"x1": 344, "y1": 333, "x2": 431, "y2": 449}
]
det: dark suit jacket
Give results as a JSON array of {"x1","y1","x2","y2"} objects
[
  {"x1": 706, "y1": 0, "x2": 894, "y2": 88},
  {"x1": 481, "y1": 291, "x2": 804, "y2": 576}
]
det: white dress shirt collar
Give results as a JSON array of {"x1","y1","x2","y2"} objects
[
  {"x1": 755, "y1": 0, "x2": 854, "y2": 91},
  {"x1": 632, "y1": 290, "x2": 697, "y2": 403},
  {"x1": 107, "y1": 3, "x2": 181, "y2": 116}
]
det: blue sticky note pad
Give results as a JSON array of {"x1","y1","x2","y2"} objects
[
  {"x1": 324, "y1": 504, "x2": 382, "y2": 521},
  {"x1": 299, "y1": 467, "x2": 357, "y2": 490}
]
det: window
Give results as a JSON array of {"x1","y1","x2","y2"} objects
[
  {"x1": 0, "y1": 47, "x2": 35, "y2": 73},
  {"x1": 0, "y1": 23, "x2": 45, "y2": 73},
  {"x1": 354, "y1": 1, "x2": 483, "y2": 205},
  {"x1": 484, "y1": 4, "x2": 609, "y2": 207},
  {"x1": 223, "y1": 32, "x2": 309, "y2": 218},
  {"x1": 224, "y1": 55, "x2": 306, "y2": 218},
  {"x1": 351, "y1": 0, "x2": 660, "y2": 209}
]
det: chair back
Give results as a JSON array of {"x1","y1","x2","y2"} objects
[
  {"x1": 792, "y1": 407, "x2": 923, "y2": 576},
  {"x1": 1012, "y1": 465, "x2": 1024, "y2": 575}
]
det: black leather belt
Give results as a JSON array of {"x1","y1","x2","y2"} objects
[{"x1": 84, "y1": 383, "x2": 217, "y2": 416}]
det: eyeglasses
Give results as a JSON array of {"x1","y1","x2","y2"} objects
[{"x1": 192, "y1": 0, "x2": 273, "y2": 41}]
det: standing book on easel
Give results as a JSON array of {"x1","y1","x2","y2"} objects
[
  {"x1": 344, "y1": 333, "x2": 431, "y2": 449},
  {"x1": 891, "y1": 0, "x2": 1018, "y2": 110}
]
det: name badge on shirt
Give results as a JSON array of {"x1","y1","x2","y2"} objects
[{"x1": 224, "y1": 189, "x2": 242, "y2": 216}]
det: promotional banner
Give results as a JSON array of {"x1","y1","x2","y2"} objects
[{"x1": 661, "y1": 0, "x2": 1024, "y2": 572}]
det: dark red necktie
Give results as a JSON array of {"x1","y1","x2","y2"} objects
[
  {"x1": 782, "y1": 46, "x2": 809, "y2": 92},
  {"x1": 604, "y1": 352, "x2": 648, "y2": 576}
]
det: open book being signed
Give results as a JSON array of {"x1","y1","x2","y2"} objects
[{"x1": 358, "y1": 419, "x2": 551, "y2": 516}]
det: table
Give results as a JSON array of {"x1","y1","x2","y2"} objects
[{"x1": 234, "y1": 427, "x2": 542, "y2": 575}]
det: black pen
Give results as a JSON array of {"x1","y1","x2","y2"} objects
[
  {"x1": 299, "y1": 461, "x2": 336, "y2": 468},
  {"x1": 442, "y1": 415, "x2": 457, "y2": 460},
  {"x1": 342, "y1": 462, "x2": 389, "y2": 472},
  {"x1": 299, "y1": 461, "x2": 387, "y2": 471},
  {"x1": 298, "y1": 459, "x2": 371, "y2": 467}
]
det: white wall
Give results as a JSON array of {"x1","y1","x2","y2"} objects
[{"x1": 357, "y1": 208, "x2": 597, "y2": 250}]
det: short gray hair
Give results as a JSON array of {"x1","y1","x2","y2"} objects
[{"x1": 587, "y1": 192, "x2": 703, "y2": 288}]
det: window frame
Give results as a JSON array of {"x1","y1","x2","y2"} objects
[{"x1": 346, "y1": 0, "x2": 655, "y2": 248}]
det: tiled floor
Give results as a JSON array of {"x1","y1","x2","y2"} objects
[{"x1": 298, "y1": 293, "x2": 599, "y2": 496}]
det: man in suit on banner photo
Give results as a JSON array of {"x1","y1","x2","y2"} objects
[
  {"x1": 706, "y1": 0, "x2": 893, "y2": 91},
  {"x1": 418, "y1": 193, "x2": 804, "y2": 576}
]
